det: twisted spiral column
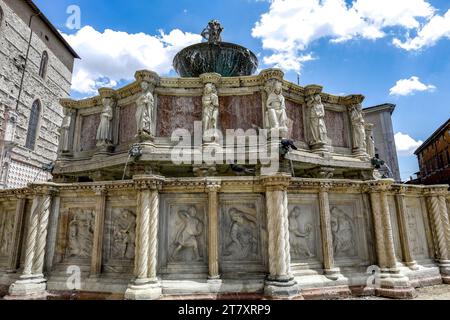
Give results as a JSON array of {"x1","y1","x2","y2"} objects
[
  {"x1": 21, "y1": 196, "x2": 41, "y2": 277},
  {"x1": 319, "y1": 188, "x2": 335, "y2": 272},
  {"x1": 369, "y1": 192, "x2": 387, "y2": 268},
  {"x1": 32, "y1": 194, "x2": 52, "y2": 276},
  {"x1": 135, "y1": 190, "x2": 150, "y2": 281},
  {"x1": 380, "y1": 191, "x2": 398, "y2": 270},
  {"x1": 438, "y1": 195, "x2": 450, "y2": 256},
  {"x1": 147, "y1": 189, "x2": 159, "y2": 281},
  {"x1": 427, "y1": 195, "x2": 448, "y2": 260},
  {"x1": 394, "y1": 191, "x2": 417, "y2": 268}
]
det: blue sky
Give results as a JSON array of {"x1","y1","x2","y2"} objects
[{"x1": 34, "y1": 0, "x2": 450, "y2": 180}]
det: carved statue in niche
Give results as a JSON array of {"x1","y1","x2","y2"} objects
[
  {"x1": 330, "y1": 207, "x2": 356, "y2": 257},
  {"x1": 112, "y1": 209, "x2": 136, "y2": 260},
  {"x1": 0, "y1": 213, "x2": 13, "y2": 256},
  {"x1": 306, "y1": 94, "x2": 328, "y2": 146},
  {"x1": 67, "y1": 211, "x2": 95, "y2": 258},
  {"x1": 265, "y1": 79, "x2": 288, "y2": 137},
  {"x1": 349, "y1": 104, "x2": 367, "y2": 152},
  {"x1": 171, "y1": 207, "x2": 204, "y2": 262},
  {"x1": 96, "y1": 97, "x2": 114, "y2": 147},
  {"x1": 59, "y1": 108, "x2": 72, "y2": 153},
  {"x1": 289, "y1": 207, "x2": 314, "y2": 258},
  {"x1": 202, "y1": 83, "x2": 219, "y2": 141},
  {"x1": 223, "y1": 208, "x2": 258, "y2": 260},
  {"x1": 135, "y1": 80, "x2": 155, "y2": 137}
]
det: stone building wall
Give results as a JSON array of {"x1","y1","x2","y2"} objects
[{"x1": 0, "y1": 0, "x2": 75, "y2": 189}]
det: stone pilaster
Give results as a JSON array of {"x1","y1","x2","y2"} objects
[
  {"x1": 206, "y1": 180, "x2": 221, "y2": 280},
  {"x1": 261, "y1": 175, "x2": 300, "y2": 298},
  {"x1": 90, "y1": 187, "x2": 107, "y2": 277},
  {"x1": 8, "y1": 185, "x2": 55, "y2": 298},
  {"x1": 393, "y1": 187, "x2": 418, "y2": 270},
  {"x1": 425, "y1": 186, "x2": 450, "y2": 284},
  {"x1": 7, "y1": 197, "x2": 26, "y2": 272},
  {"x1": 368, "y1": 180, "x2": 415, "y2": 299},
  {"x1": 125, "y1": 175, "x2": 163, "y2": 300},
  {"x1": 318, "y1": 183, "x2": 341, "y2": 280}
]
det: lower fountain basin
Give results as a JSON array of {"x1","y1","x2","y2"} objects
[{"x1": 173, "y1": 42, "x2": 259, "y2": 78}]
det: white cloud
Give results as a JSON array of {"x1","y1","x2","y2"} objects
[
  {"x1": 393, "y1": 9, "x2": 450, "y2": 51},
  {"x1": 389, "y1": 76, "x2": 436, "y2": 96},
  {"x1": 63, "y1": 26, "x2": 202, "y2": 94},
  {"x1": 252, "y1": 0, "x2": 441, "y2": 72},
  {"x1": 395, "y1": 132, "x2": 423, "y2": 156}
]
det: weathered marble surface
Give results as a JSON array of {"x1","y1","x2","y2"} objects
[
  {"x1": 119, "y1": 104, "x2": 138, "y2": 145},
  {"x1": 80, "y1": 114, "x2": 101, "y2": 151},
  {"x1": 219, "y1": 94, "x2": 263, "y2": 131},
  {"x1": 285, "y1": 99, "x2": 305, "y2": 142},
  {"x1": 325, "y1": 109, "x2": 349, "y2": 148},
  {"x1": 157, "y1": 96, "x2": 203, "y2": 137}
]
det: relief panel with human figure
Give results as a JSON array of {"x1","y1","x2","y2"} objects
[{"x1": 288, "y1": 203, "x2": 320, "y2": 261}]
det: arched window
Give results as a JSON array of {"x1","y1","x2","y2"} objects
[
  {"x1": 25, "y1": 100, "x2": 41, "y2": 150},
  {"x1": 39, "y1": 51, "x2": 48, "y2": 78}
]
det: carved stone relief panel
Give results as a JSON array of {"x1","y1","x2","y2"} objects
[
  {"x1": 102, "y1": 192, "x2": 137, "y2": 274},
  {"x1": 405, "y1": 197, "x2": 432, "y2": 261},
  {"x1": 159, "y1": 194, "x2": 208, "y2": 276},
  {"x1": 0, "y1": 202, "x2": 16, "y2": 266},
  {"x1": 219, "y1": 194, "x2": 266, "y2": 274},
  {"x1": 388, "y1": 196, "x2": 403, "y2": 262},
  {"x1": 287, "y1": 194, "x2": 322, "y2": 268},
  {"x1": 329, "y1": 194, "x2": 371, "y2": 267},
  {"x1": 54, "y1": 198, "x2": 96, "y2": 269}
]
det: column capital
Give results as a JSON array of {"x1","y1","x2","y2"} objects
[
  {"x1": 205, "y1": 179, "x2": 221, "y2": 193},
  {"x1": 423, "y1": 185, "x2": 449, "y2": 197},
  {"x1": 319, "y1": 182, "x2": 333, "y2": 192},
  {"x1": 366, "y1": 179, "x2": 394, "y2": 193},
  {"x1": 29, "y1": 183, "x2": 58, "y2": 197},
  {"x1": 261, "y1": 174, "x2": 291, "y2": 191},
  {"x1": 133, "y1": 175, "x2": 165, "y2": 191},
  {"x1": 92, "y1": 185, "x2": 107, "y2": 196}
]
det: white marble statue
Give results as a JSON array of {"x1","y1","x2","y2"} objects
[
  {"x1": 349, "y1": 104, "x2": 367, "y2": 151},
  {"x1": 265, "y1": 80, "x2": 288, "y2": 136},
  {"x1": 136, "y1": 80, "x2": 155, "y2": 136},
  {"x1": 96, "y1": 97, "x2": 114, "y2": 147},
  {"x1": 59, "y1": 109, "x2": 72, "y2": 152},
  {"x1": 202, "y1": 83, "x2": 219, "y2": 140},
  {"x1": 306, "y1": 94, "x2": 328, "y2": 146}
]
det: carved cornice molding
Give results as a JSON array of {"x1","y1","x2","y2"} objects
[
  {"x1": 200, "y1": 73, "x2": 222, "y2": 85},
  {"x1": 304, "y1": 85, "x2": 323, "y2": 97},
  {"x1": 259, "y1": 68, "x2": 285, "y2": 83},
  {"x1": 205, "y1": 179, "x2": 222, "y2": 192},
  {"x1": 261, "y1": 174, "x2": 291, "y2": 191},
  {"x1": 98, "y1": 87, "x2": 117, "y2": 99},
  {"x1": 134, "y1": 70, "x2": 160, "y2": 86},
  {"x1": 366, "y1": 179, "x2": 395, "y2": 193},
  {"x1": 343, "y1": 94, "x2": 365, "y2": 106},
  {"x1": 133, "y1": 175, "x2": 165, "y2": 191}
]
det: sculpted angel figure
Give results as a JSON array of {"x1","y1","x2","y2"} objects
[
  {"x1": 306, "y1": 94, "x2": 328, "y2": 145},
  {"x1": 265, "y1": 79, "x2": 288, "y2": 136},
  {"x1": 96, "y1": 97, "x2": 114, "y2": 147},
  {"x1": 135, "y1": 80, "x2": 155, "y2": 136},
  {"x1": 349, "y1": 104, "x2": 367, "y2": 151},
  {"x1": 202, "y1": 83, "x2": 219, "y2": 140}
]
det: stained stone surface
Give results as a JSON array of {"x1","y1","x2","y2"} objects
[
  {"x1": 119, "y1": 104, "x2": 138, "y2": 145},
  {"x1": 325, "y1": 109, "x2": 349, "y2": 148},
  {"x1": 219, "y1": 94, "x2": 263, "y2": 131},
  {"x1": 156, "y1": 96, "x2": 203, "y2": 137},
  {"x1": 80, "y1": 114, "x2": 101, "y2": 151},
  {"x1": 285, "y1": 99, "x2": 305, "y2": 142},
  {"x1": 173, "y1": 42, "x2": 258, "y2": 77}
]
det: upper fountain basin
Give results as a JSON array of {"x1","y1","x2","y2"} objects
[{"x1": 173, "y1": 42, "x2": 259, "y2": 78}]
